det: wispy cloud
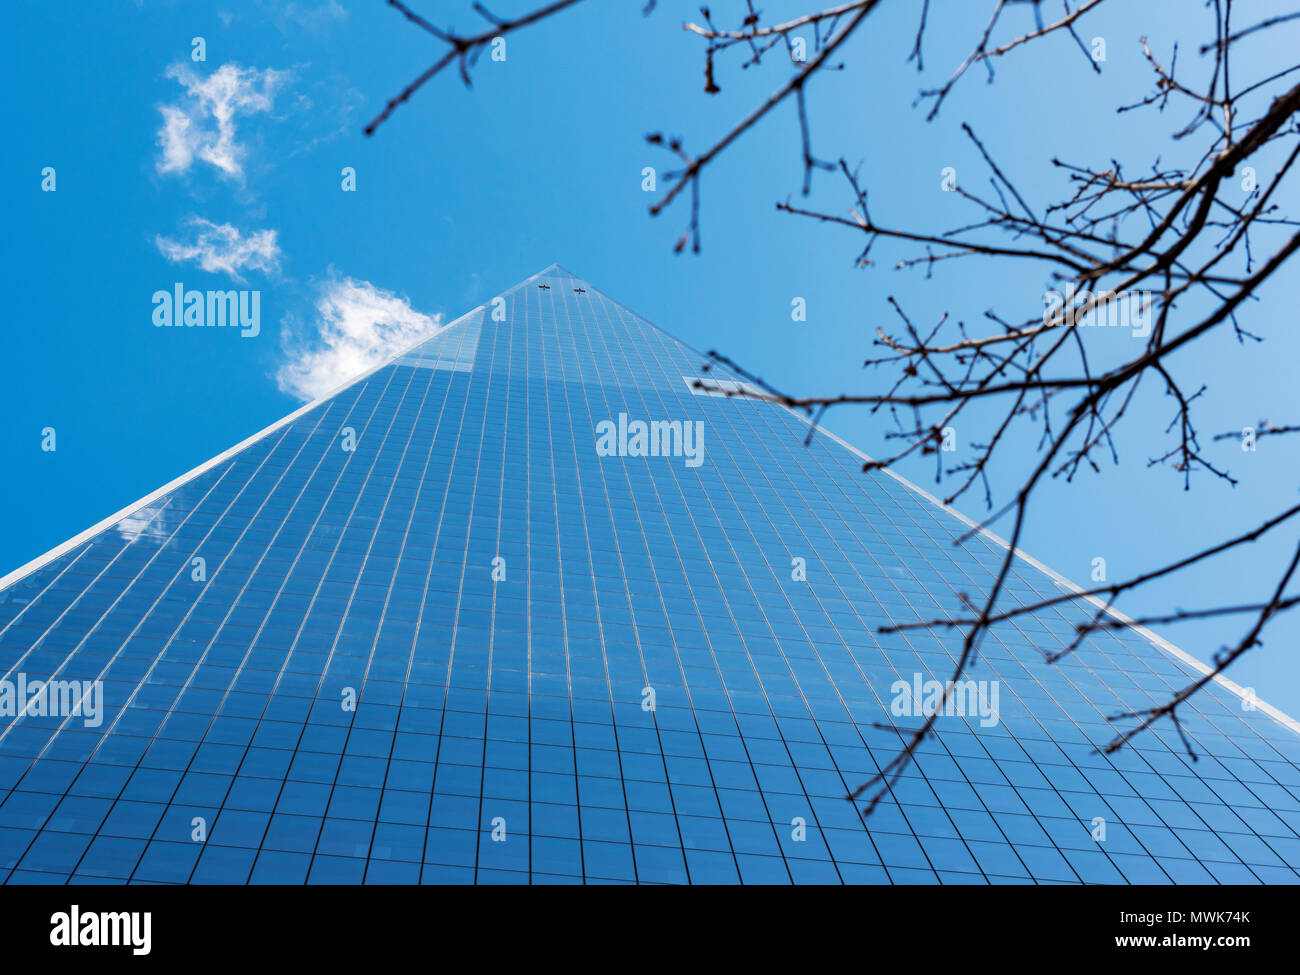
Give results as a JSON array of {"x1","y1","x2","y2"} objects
[
  {"x1": 156, "y1": 62, "x2": 286, "y2": 181},
  {"x1": 277, "y1": 0, "x2": 349, "y2": 33},
  {"x1": 277, "y1": 277, "x2": 441, "y2": 402},
  {"x1": 155, "y1": 217, "x2": 281, "y2": 280}
]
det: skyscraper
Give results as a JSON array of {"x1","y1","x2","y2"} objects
[{"x1": 0, "y1": 265, "x2": 1297, "y2": 885}]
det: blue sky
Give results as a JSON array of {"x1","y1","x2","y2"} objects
[{"x1": 3, "y1": 1, "x2": 1298, "y2": 716}]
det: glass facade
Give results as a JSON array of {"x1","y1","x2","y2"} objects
[{"x1": 0, "y1": 264, "x2": 1297, "y2": 885}]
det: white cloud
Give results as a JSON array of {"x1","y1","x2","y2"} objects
[
  {"x1": 277, "y1": 277, "x2": 441, "y2": 402},
  {"x1": 278, "y1": 0, "x2": 348, "y2": 33},
  {"x1": 155, "y1": 217, "x2": 281, "y2": 280},
  {"x1": 156, "y1": 62, "x2": 286, "y2": 181}
]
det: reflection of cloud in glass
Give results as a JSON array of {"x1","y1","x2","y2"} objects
[{"x1": 117, "y1": 504, "x2": 168, "y2": 542}]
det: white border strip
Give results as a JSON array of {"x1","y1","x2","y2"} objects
[
  {"x1": 785, "y1": 414, "x2": 1300, "y2": 738},
  {"x1": 0, "y1": 287, "x2": 504, "y2": 596}
]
